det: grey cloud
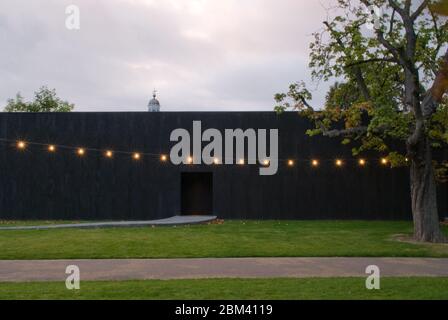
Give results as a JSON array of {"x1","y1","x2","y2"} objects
[{"x1": 0, "y1": 0, "x2": 331, "y2": 111}]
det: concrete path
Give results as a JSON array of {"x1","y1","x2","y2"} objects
[
  {"x1": 1, "y1": 258, "x2": 447, "y2": 282},
  {"x1": 0, "y1": 216, "x2": 217, "y2": 231}
]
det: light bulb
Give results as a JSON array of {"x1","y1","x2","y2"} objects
[{"x1": 17, "y1": 141, "x2": 26, "y2": 149}]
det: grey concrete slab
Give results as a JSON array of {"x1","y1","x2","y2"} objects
[
  {"x1": 0, "y1": 216, "x2": 217, "y2": 231},
  {"x1": 0, "y1": 258, "x2": 447, "y2": 282}
]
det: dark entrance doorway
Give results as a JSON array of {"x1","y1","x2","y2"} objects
[{"x1": 181, "y1": 172, "x2": 213, "y2": 215}]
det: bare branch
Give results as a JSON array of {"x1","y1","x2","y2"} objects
[
  {"x1": 409, "y1": 49, "x2": 448, "y2": 151},
  {"x1": 389, "y1": 9, "x2": 397, "y2": 36},
  {"x1": 411, "y1": 0, "x2": 430, "y2": 21},
  {"x1": 298, "y1": 96, "x2": 315, "y2": 111},
  {"x1": 345, "y1": 58, "x2": 395, "y2": 68},
  {"x1": 388, "y1": 0, "x2": 406, "y2": 16},
  {"x1": 322, "y1": 123, "x2": 391, "y2": 138},
  {"x1": 322, "y1": 126, "x2": 368, "y2": 138},
  {"x1": 376, "y1": 31, "x2": 404, "y2": 65}
]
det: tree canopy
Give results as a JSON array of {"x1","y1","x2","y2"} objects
[
  {"x1": 276, "y1": 0, "x2": 448, "y2": 175},
  {"x1": 4, "y1": 87, "x2": 74, "y2": 113}
]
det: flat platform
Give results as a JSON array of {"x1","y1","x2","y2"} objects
[{"x1": 0, "y1": 216, "x2": 217, "y2": 231}]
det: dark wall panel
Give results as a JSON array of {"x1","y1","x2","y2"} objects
[{"x1": 0, "y1": 112, "x2": 446, "y2": 221}]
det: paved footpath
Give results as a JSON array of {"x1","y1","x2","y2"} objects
[
  {"x1": 1, "y1": 258, "x2": 448, "y2": 282},
  {"x1": 0, "y1": 216, "x2": 217, "y2": 231}
]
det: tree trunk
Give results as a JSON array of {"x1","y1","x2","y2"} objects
[{"x1": 410, "y1": 137, "x2": 446, "y2": 243}]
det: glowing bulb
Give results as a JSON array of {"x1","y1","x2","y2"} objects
[
  {"x1": 105, "y1": 150, "x2": 113, "y2": 158},
  {"x1": 263, "y1": 160, "x2": 270, "y2": 166},
  {"x1": 187, "y1": 156, "x2": 193, "y2": 164},
  {"x1": 335, "y1": 159, "x2": 343, "y2": 167},
  {"x1": 359, "y1": 159, "x2": 366, "y2": 166},
  {"x1": 17, "y1": 141, "x2": 26, "y2": 149},
  {"x1": 288, "y1": 160, "x2": 294, "y2": 167},
  {"x1": 77, "y1": 148, "x2": 85, "y2": 156},
  {"x1": 160, "y1": 154, "x2": 168, "y2": 162},
  {"x1": 311, "y1": 159, "x2": 319, "y2": 167},
  {"x1": 381, "y1": 158, "x2": 388, "y2": 165},
  {"x1": 213, "y1": 158, "x2": 220, "y2": 165},
  {"x1": 405, "y1": 158, "x2": 409, "y2": 163},
  {"x1": 239, "y1": 159, "x2": 245, "y2": 165},
  {"x1": 133, "y1": 153, "x2": 141, "y2": 160},
  {"x1": 48, "y1": 145, "x2": 56, "y2": 152}
]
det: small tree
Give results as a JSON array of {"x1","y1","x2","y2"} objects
[
  {"x1": 4, "y1": 86, "x2": 74, "y2": 112},
  {"x1": 276, "y1": 0, "x2": 448, "y2": 243}
]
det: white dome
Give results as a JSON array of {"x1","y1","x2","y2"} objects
[{"x1": 148, "y1": 91, "x2": 161, "y2": 112}]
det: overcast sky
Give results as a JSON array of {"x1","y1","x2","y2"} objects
[{"x1": 0, "y1": 0, "x2": 333, "y2": 111}]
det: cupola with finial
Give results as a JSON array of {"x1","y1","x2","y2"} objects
[{"x1": 148, "y1": 89, "x2": 161, "y2": 112}]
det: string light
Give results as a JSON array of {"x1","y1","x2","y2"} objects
[
  {"x1": 17, "y1": 141, "x2": 26, "y2": 150},
  {"x1": 1, "y1": 137, "x2": 410, "y2": 170},
  {"x1": 105, "y1": 150, "x2": 113, "y2": 158}
]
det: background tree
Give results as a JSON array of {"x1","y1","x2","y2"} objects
[
  {"x1": 4, "y1": 86, "x2": 74, "y2": 112},
  {"x1": 276, "y1": 0, "x2": 448, "y2": 243}
]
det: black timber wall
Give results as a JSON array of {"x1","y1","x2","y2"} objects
[{"x1": 0, "y1": 112, "x2": 446, "y2": 221}]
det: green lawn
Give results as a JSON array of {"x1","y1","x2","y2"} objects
[
  {"x1": 0, "y1": 221, "x2": 447, "y2": 260},
  {"x1": 1, "y1": 278, "x2": 447, "y2": 300}
]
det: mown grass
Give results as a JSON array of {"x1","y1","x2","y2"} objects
[
  {"x1": 1, "y1": 278, "x2": 447, "y2": 300},
  {"x1": 0, "y1": 221, "x2": 447, "y2": 260}
]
